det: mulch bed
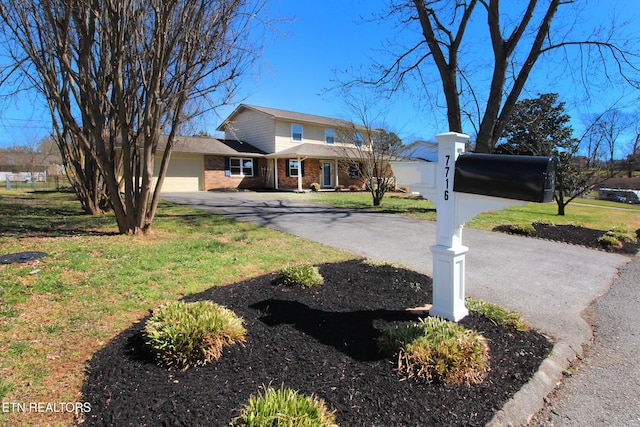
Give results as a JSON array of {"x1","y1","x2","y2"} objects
[
  {"x1": 493, "y1": 223, "x2": 640, "y2": 254},
  {"x1": 80, "y1": 259, "x2": 552, "y2": 426}
]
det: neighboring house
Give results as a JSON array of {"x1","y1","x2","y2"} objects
[
  {"x1": 158, "y1": 104, "x2": 369, "y2": 192},
  {"x1": 398, "y1": 140, "x2": 438, "y2": 162},
  {"x1": 0, "y1": 150, "x2": 64, "y2": 183}
]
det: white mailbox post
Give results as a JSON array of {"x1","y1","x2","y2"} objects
[{"x1": 391, "y1": 132, "x2": 526, "y2": 321}]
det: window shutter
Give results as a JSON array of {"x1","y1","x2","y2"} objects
[
  {"x1": 286, "y1": 160, "x2": 290, "y2": 177},
  {"x1": 301, "y1": 160, "x2": 305, "y2": 177},
  {"x1": 224, "y1": 157, "x2": 231, "y2": 177}
]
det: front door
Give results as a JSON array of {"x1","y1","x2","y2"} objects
[{"x1": 322, "y1": 162, "x2": 332, "y2": 188}]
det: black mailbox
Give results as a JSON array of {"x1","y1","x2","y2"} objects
[{"x1": 453, "y1": 153, "x2": 555, "y2": 203}]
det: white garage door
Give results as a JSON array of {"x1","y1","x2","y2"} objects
[{"x1": 155, "y1": 155, "x2": 203, "y2": 192}]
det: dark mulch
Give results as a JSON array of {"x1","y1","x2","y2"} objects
[
  {"x1": 80, "y1": 260, "x2": 552, "y2": 426},
  {"x1": 493, "y1": 223, "x2": 640, "y2": 254},
  {"x1": 0, "y1": 251, "x2": 48, "y2": 264}
]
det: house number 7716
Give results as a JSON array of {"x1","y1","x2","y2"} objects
[{"x1": 444, "y1": 154, "x2": 450, "y2": 201}]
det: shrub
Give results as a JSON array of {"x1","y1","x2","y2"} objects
[
  {"x1": 466, "y1": 297, "x2": 527, "y2": 331},
  {"x1": 598, "y1": 234, "x2": 623, "y2": 249},
  {"x1": 310, "y1": 183, "x2": 320, "y2": 192},
  {"x1": 144, "y1": 301, "x2": 246, "y2": 370},
  {"x1": 532, "y1": 218, "x2": 554, "y2": 226},
  {"x1": 232, "y1": 386, "x2": 338, "y2": 427},
  {"x1": 377, "y1": 317, "x2": 489, "y2": 385},
  {"x1": 606, "y1": 226, "x2": 635, "y2": 243},
  {"x1": 334, "y1": 184, "x2": 345, "y2": 192},
  {"x1": 348, "y1": 184, "x2": 360, "y2": 192},
  {"x1": 507, "y1": 223, "x2": 536, "y2": 236},
  {"x1": 274, "y1": 265, "x2": 324, "y2": 288}
]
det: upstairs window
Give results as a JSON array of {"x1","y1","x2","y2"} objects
[
  {"x1": 354, "y1": 132, "x2": 363, "y2": 147},
  {"x1": 325, "y1": 128, "x2": 335, "y2": 145},
  {"x1": 291, "y1": 124, "x2": 303, "y2": 142}
]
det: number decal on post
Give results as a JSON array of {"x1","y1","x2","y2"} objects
[{"x1": 444, "y1": 155, "x2": 451, "y2": 201}]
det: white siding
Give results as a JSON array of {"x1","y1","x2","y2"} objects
[
  {"x1": 225, "y1": 109, "x2": 275, "y2": 153},
  {"x1": 274, "y1": 120, "x2": 330, "y2": 151},
  {"x1": 155, "y1": 154, "x2": 203, "y2": 192}
]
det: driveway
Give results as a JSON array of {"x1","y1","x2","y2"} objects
[{"x1": 161, "y1": 191, "x2": 631, "y2": 424}]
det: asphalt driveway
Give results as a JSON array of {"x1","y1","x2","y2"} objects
[{"x1": 161, "y1": 191, "x2": 631, "y2": 425}]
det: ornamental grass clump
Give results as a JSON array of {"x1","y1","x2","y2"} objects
[
  {"x1": 274, "y1": 265, "x2": 324, "y2": 288},
  {"x1": 232, "y1": 386, "x2": 338, "y2": 427},
  {"x1": 466, "y1": 297, "x2": 527, "y2": 331},
  {"x1": 606, "y1": 226, "x2": 635, "y2": 243},
  {"x1": 378, "y1": 317, "x2": 489, "y2": 385},
  {"x1": 506, "y1": 223, "x2": 536, "y2": 236},
  {"x1": 598, "y1": 226, "x2": 636, "y2": 249},
  {"x1": 144, "y1": 301, "x2": 246, "y2": 370}
]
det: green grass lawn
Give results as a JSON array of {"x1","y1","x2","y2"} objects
[{"x1": 274, "y1": 191, "x2": 640, "y2": 231}]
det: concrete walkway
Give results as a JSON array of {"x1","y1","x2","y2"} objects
[{"x1": 162, "y1": 191, "x2": 632, "y2": 425}]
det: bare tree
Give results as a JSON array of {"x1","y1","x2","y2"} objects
[
  {"x1": 0, "y1": 0, "x2": 264, "y2": 234},
  {"x1": 352, "y1": 0, "x2": 639, "y2": 153},
  {"x1": 585, "y1": 109, "x2": 634, "y2": 177},
  {"x1": 626, "y1": 118, "x2": 640, "y2": 177},
  {"x1": 580, "y1": 114, "x2": 607, "y2": 169},
  {"x1": 335, "y1": 97, "x2": 402, "y2": 207}
]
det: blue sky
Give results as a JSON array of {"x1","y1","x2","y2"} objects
[{"x1": 1, "y1": 0, "x2": 638, "y2": 153}]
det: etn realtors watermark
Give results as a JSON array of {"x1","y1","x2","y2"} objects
[{"x1": 2, "y1": 401, "x2": 91, "y2": 413}]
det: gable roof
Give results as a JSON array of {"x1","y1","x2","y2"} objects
[
  {"x1": 217, "y1": 104, "x2": 365, "y2": 131},
  {"x1": 159, "y1": 135, "x2": 266, "y2": 157}
]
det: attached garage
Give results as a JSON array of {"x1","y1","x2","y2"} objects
[
  {"x1": 151, "y1": 135, "x2": 267, "y2": 193},
  {"x1": 155, "y1": 154, "x2": 203, "y2": 192}
]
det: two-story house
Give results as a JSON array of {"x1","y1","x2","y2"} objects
[{"x1": 157, "y1": 104, "x2": 370, "y2": 192}]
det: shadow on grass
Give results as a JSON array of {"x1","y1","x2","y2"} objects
[{"x1": 0, "y1": 193, "x2": 118, "y2": 238}]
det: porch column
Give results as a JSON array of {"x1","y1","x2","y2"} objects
[
  {"x1": 334, "y1": 159, "x2": 339, "y2": 187},
  {"x1": 274, "y1": 158, "x2": 279, "y2": 190},
  {"x1": 297, "y1": 156, "x2": 302, "y2": 192}
]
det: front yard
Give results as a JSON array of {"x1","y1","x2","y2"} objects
[
  {"x1": 0, "y1": 190, "x2": 354, "y2": 426},
  {"x1": 0, "y1": 188, "x2": 636, "y2": 425}
]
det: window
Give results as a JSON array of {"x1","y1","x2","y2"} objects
[
  {"x1": 354, "y1": 132, "x2": 363, "y2": 147},
  {"x1": 229, "y1": 157, "x2": 254, "y2": 176},
  {"x1": 325, "y1": 128, "x2": 335, "y2": 145},
  {"x1": 348, "y1": 164, "x2": 361, "y2": 179},
  {"x1": 288, "y1": 159, "x2": 300, "y2": 177},
  {"x1": 291, "y1": 124, "x2": 303, "y2": 142}
]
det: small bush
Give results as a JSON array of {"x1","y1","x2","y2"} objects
[
  {"x1": 532, "y1": 218, "x2": 554, "y2": 226},
  {"x1": 348, "y1": 184, "x2": 360, "y2": 192},
  {"x1": 144, "y1": 301, "x2": 246, "y2": 370},
  {"x1": 274, "y1": 265, "x2": 324, "y2": 288},
  {"x1": 606, "y1": 226, "x2": 635, "y2": 243},
  {"x1": 334, "y1": 184, "x2": 345, "y2": 192},
  {"x1": 598, "y1": 234, "x2": 623, "y2": 249},
  {"x1": 377, "y1": 317, "x2": 489, "y2": 385},
  {"x1": 507, "y1": 223, "x2": 536, "y2": 236},
  {"x1": 232, "y1": 386, "x2": 338, "y2": 427},
  {"x1": 310, "y1": 183, "x2": 320, "y2": 192},
  {"x1": 466, "y1": 297, "x2": 527, "y2": 331}
]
